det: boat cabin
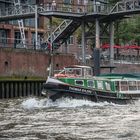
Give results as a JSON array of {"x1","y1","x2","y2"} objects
[
  {"x1": 54, "y1": 66, "x2": 140, "y2": 94},
  {"x1": 95, "y1": 74, "x2": 140, "y2": 94},
  {"x1": 54, "y1": 65, "x2": 93, "y2": 78}
]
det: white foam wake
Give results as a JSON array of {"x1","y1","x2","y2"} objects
[{"x1": 21, "y1": 97, "x2": 118, "y2": 109}]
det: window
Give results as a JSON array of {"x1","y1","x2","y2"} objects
[
  {"x1": 0, "y1": 30, "x2": 7, "y2": 45},
  {"x1": 104, "y1": 81, "x2": 111, "y2": 91},
  {"x1": 97, "y1": 81, "x2": 103, "y2": 90},
  {"x1": 64, "y1": 0, "x2": 72, "y2": 4},
  {"x1": 128, "y1": 81, "x2": 137, "y2": 91},
  {"x1": 14, "y1": 32, "x2": 21, "y2": 44},
  {"x1": 25, "y1": 19, "x2": 35, "y2": 27},
  {"x1": 85, "y1": 69, "x2": 92, "y2": 76},
  {"x1": 87, "y1": 80, "x2": 95, "y2": 88},
  {"x1": 78, "y1": 0, "x2": 83, "y2": 4},
  {"x1": 63, "y1": 0, "x2": 72, "y2": 12},
  {"x1": 31, "y1": 33, "x2": 35, "y2": 45},
  {"x1": 75, "y1": 80, "x2": 84, "y2": 86},
  {"x1": 137, "y1": 81, "x2": 140, "y2": 90},
  {"x1": 78, "y1": 44, "x2": 82, "y2": 48},
  {"x1": 67, "y1": 36, "x2": 74, "y2": 45},
  {"x1": 84, "y1": 0, "x2": 88, "y2": 5},
  {"x1": 22, "y1": 0, "x2": 28, "y2": 4},
  {"x1": 115, "y1": 81, "x2": 119, "y2": 91},
  {"x1": 120, "y1": 81, "x2": 128, "y2": 91}
]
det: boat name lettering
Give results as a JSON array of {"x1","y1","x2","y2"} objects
[{"x1": 69, "y1": 87, "x2": 92, "y2": 93}]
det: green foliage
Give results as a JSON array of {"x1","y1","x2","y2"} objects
[
  {"x1": 75, "y1": 27, "x2": 82, "y2": 44},
  {"x1": 108, "y1": 1, "x2": 140, "y2": 45},
  {"x1": 52, "y1": 17, "x2": 63, "y2": 28},
  {"x1": 115, "y1": 15, "x2": 140, "y2": 45},
  {"x1": 108, "y1": 0, "x2": 119, "y2": 5}
]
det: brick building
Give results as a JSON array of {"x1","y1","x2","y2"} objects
[
  {"x1": 0, "y1": 0, "x2": 107, "y2": 63},
  {"x1": 0, "y1": 0, "x2": 46, "y2": 49}
]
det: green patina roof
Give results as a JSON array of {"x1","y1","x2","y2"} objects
[{"x1": 99, "y1": 73, "x2": 140, "y2": 79}]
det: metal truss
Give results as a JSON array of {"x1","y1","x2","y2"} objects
[
  {"x1": 0, "y1": 1, "x2": 139, "y2": 19},
  {"x1": 0, "y1": 0, "x2": 140, "y2": 50},
  {"x1": 14, "y1": 0, "x2": 26, "y2": 48},
  {"x1": 110, "y1": 0, "x2": 140, "y2": 14}
]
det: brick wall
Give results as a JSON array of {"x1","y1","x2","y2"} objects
[
  {"x1": 0, "y1": 48, "x2": 79, "y2": 77},
  {"x1": 101, "y1": 62, "x2": 140, "y2": 74}
]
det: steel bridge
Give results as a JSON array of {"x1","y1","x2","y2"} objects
[
  {"x1": 0, "y1": 0, "x2": 140, "y2": 75},
  {"x1": 0, "y1": 1, "x2": 140, "y2": 20}
]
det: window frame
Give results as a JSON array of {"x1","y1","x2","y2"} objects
[
  {"x1": 87, "y1": 80, "x2": 95, "y2": 88},
  {"x1": 75, "y1": 80, "x2": 84, "y2": 86}
]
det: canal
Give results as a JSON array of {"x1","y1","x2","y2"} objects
[{"x1": 0, "y1": 97, "x2": 140, "y2": 140}]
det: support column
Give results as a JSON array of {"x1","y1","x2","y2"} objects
[
  {"x1": 50, "y1": 17, "x2": 53, "y2": 51},
  {"x1": 109, "y1": 21, "x2": 114, "y2": 72},
  {"x1": 35, "y1": 5, "x2": 38, "y2": 50},
  {"x1": 81, "y1": 21, "x2": 86, "y2": 64},
  {"x1": 27, "y1": 29, "x2": 32, "y2": 48},
  {"x1": 49, "y1": 17, "x2": 53, "y2": 77},
  {"x1": 7, "y1": 28, "x2": 14, "y2": 48},
  {"x1": 64, "y1": 41, "x2": 68, "y2": 53},
  {"x1": 93, "y1": 19, "x2": 100, "y2": 76},
  {"x1": 93, "y1": 0, "x2": 96, "y2": 12}
]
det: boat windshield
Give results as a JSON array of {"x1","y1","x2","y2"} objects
[
  {"x1": 65, "y1": 68, "x2": 82, "y2": 77},
  {"x1": 57, "y1": 66, "x2": 93, "y2": 78},
  {"x1": 54, "y1": 65, "x2": 93, "y2": 78}
]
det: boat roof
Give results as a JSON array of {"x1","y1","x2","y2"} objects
[
  {"x1": 98, "y1": 73, "x2": 140, "y2": 81},
  {"x1": 64, "y1": 65, "x2": 92, "y2": 69},
  {"x1": 64, "y1": 65, "x2": 116, "y2": 69}
]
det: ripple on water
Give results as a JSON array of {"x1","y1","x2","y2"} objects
[{"x1": 0, "y1": 97, "x2": 140, "y2": 140}]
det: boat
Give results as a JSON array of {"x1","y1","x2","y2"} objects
[{"x1": 41, "y1": 65, "x2": 140, "y2": 104}]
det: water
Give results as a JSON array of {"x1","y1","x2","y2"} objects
[{"x1": 0, "y1": 97, "x2": 140, "y2": 140}]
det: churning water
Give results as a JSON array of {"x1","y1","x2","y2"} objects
[{"x1": 0, "y1": 97, "x2": 140, "y2": 140}]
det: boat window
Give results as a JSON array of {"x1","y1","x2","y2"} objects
[
  {"x1": 84, "y1": 69, "x2": 92, "y2": 77},
  {"x1": 115, "y1": 81, "x2": 119, "y2": 91},
  {"x1": 65, "y1": 68, "x2": 82, "y2": 76},
  {"x1": 120, "y1": 81, "x2": 128, "y2": 91},
  {"x1": 65, "y1": 68, "x2": 73, "y2": 74},
  {"x1": 128, "y1": 81, "x2": 137, "y2": 91},
  {"x1": 104, "y1": 81, "x2": 111, "y2": 91},
  {"x1": 87, "y1": 80, "x2": 95, "y2": 88},
  {"x1": 137, "y1": 81, "x2": 140, "y2": 90},
  {"x1": 97, "y1": 81, "x2": 103, "y2": 90},
  {"x1": 73, "y1": 69, "x2": 81, "y2": 76},
  {"x1": 75, "y1": 80, "x2": 84, "y2": 86}
]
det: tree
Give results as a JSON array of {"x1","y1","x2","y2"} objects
[{"x1": 115, "y1": 15, "x2": 140, "y2": 45}]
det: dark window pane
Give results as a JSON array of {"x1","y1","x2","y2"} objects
[{"x1": 75, "y1": 80, "x2": 83, "y2": 86}]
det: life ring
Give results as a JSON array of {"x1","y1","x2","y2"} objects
[
  {"x1": 54, "y1": 73, "x2": 67, "y2": 78},
  {"x1": 66, "y1": 74, "x2": 78, "y2": 78},
  {"x1": 54, "y1": 73, "x2": 78, "y2": 78}
]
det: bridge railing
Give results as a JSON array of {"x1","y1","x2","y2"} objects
[
  {"x1": 0, "y1": 3, "x2": 109, "y2": 18},
  {"x1": 0, "y1": 5, "x2": 36, "y2": 17},
  {"x1": 110, "y1": 0, "x2": 140, "y2": 14},
  {"x1": 38, "y1": 3, "x2": 109, "y2": 14},
  {"x1": 0, "y1": 1, "x2": 140, "y2": 18},
  {"x1": 86, "y1": 3, "x2": 109, "y2": 14}
]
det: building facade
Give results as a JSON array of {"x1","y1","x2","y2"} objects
[{"x1": 0, "y1": 0, "x2": 108, "y2": 63}]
